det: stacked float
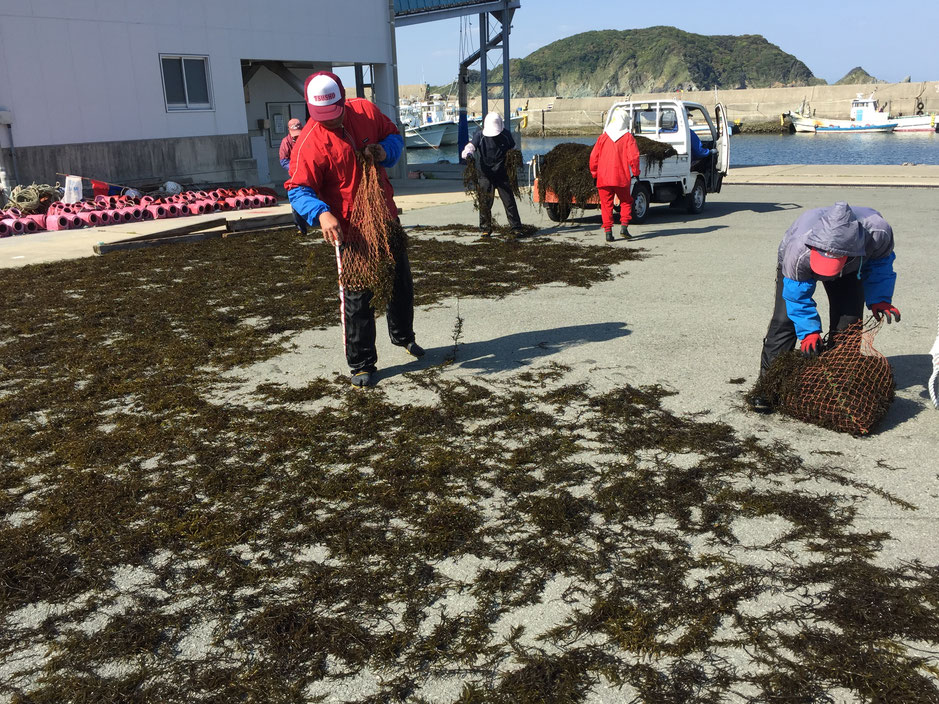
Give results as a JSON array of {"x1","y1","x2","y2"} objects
[{"x1": 0, "y1": 187, "x2": 278, "y2": 238}]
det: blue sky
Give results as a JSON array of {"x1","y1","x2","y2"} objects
[{"x1": 394, "y1": 0, "x2": 939, "y2": 87}]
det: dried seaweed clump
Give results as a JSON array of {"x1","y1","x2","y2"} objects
[
  {"x1": 505, "y1": 148, "x2": 523, "y2": 198},
  {"x1": 462, "y1": 148, "x2": 524, "y2": 211},
  {"x1": 636, "y1": 135, "x2": 678, "y2": 172},
  {"x1": 748, "y1": 318, "x2": 895, "y2": 434},
  {"x1": 536, "y1": 142, "x2": 596, "y2": 223},
  {"x1": 341, "y1": 157, "x2": 407, "y2": 308}
]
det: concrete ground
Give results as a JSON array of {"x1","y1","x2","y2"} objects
[{"x1": 3, "y1": 166, "x2": 938, "y2": 566}]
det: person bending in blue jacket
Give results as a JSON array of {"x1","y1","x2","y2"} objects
[{"x1": 749, "y1": 201, "x2": 900, "y2": 413}]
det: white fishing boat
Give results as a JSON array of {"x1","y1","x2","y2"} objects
[
  {"x1": 787, "y1": 93, "x2": 937, "y2": 134},
  {"x1": 403, "y1": 122, "x2": 448, "y2": 149},
  {"x1": 400, "y1": 98, "x2": 526, "y2": 148}
]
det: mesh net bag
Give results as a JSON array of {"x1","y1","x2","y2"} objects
[
  {"x1": 338, "y1": 158, "x2": 407, "y2": 308},
  {"x1": 750, "y1": 319, "x2": 895, "y2": 435}
]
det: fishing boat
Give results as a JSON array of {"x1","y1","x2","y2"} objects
[
  {"x1": 399, "y1": 98, "x2": 526, "y2": 148},
  {"x1": 787, "y1": 95, "x2": 896, "y2": 133},
  {"x1": 787, "y1": 93, "x2": 937, "y2": 134}
]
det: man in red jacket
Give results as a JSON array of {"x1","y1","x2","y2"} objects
[
  {"x1": 286, "y1": 71, "x2": 422, "y2": 388},
  {"x1": 589, "y1": 107, "x2": 641, "y2": 242}
]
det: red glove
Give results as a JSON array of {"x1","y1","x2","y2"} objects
[
  {"x1": 870, "y1": 302, "x2": 901, "y2": 323},
  {"x1": 800, "y1": 333, "x2": 822, "y2": 357}
]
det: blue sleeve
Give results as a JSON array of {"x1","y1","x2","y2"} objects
[
  {"x1": 280, "y1": 157, "x2": 290, "y2": 170},
  {"x1": 379, "y1": 133, "x2": 404, "y2": 168},
  {"x1": 782, "y1": 276, "x2": 822, "y2": 340},
  {"x1": 288, "y1": 185, "x2": 329, "y2": 226},
  {"x1": 860, "y1": 251, "x2": 897, "y2": 306},
  {"x1": 690, "y1": 131, "x2": 709, "y2": 159}
]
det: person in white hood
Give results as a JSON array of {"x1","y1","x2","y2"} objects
[
  {"x1": 589, "y1": 107, "x2": 641, "y2": 241},
  {"x1": 461, "y1": 112, "x2": 523, "y2": 236}
]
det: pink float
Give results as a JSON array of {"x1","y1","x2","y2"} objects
[{"x1": 0, "y1": 218, "x2": 25, "y2": 235}]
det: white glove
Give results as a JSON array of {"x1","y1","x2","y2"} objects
[{"x1": 461, "y1": 143, "x2": 476, "y2": 160}]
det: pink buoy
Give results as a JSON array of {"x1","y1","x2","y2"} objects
[
  {"x1": 76, "y1": 211, "x2": 101, "y2": 226},
  {"x1": 1, "y1": 218, "x2": 25, "y2": 235},
  {"x1": 116, "y1": 207, "x2": 135, "y2": 222},
  {"x1": 19, "y1": 218, "x2": 40, "y2": 234},
  {"x1": 45, "y1": 214, "x2": 71, "y2": 231},
  {"x1": 25, "y1": 214, "x2": 47, "y2": 230},
  {"x1": 65, "y1": 214, "x2": 84, "y2": 229}
]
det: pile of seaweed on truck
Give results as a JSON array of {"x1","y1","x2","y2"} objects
[{"x1": 536, "y1": 138, "x2": 678, "y2": 222}]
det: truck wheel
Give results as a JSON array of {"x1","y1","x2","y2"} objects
[
  {"x1": 685, "y1": 178, "x2": 706, "y2": 214},
  {"x1": 545, "y1": 203, "x2": 562, "y2": 222},
  {"x1": 631, "y1": 183, "x2": 651, "y2": 224}
]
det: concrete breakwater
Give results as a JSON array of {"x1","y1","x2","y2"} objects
[{"x1": 468, "y1": 81, "x2": 939, "y2": 135}]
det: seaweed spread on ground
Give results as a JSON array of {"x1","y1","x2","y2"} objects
[
  {"x1": 748, "y1": 319, "x2": 895, "y2": 435},
  {"x1": 462, "y1": 149, "x2": 524, "y2": 213},
  {"x1": 0, "y1": 232, "x2": 936, "y2": 703}
]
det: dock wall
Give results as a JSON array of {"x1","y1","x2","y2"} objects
[{"x1": 468, "y1": 81, "x2": 939, "y2": 134}]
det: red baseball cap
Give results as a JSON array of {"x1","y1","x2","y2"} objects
[
  {"x1": 287, "y1": 118, "x2": 303, "y2": 136},
  {"x1": 809, "y1": 248, "x2": 849, "y2": 277},
  {"x1": 305, "y1": 71, "x2": 345, "y2": 121}
]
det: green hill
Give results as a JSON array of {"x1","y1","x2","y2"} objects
[
  {"x1": 432, "y1": 26, "x2": 823, "y2": 98},
  {"x1": 834, "y1": 66, "x2": 883, "y2": 85}
]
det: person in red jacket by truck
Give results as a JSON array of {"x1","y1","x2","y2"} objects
[{"x1": 589, "y1": 107, "x2": 641, "y2": 242}]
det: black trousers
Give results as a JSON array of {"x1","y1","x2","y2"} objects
[
  {"x1": 293, "y1": 207, "x2": 308, "y2": 235},
  {"x1": 759, "y1": 266, "x2": 864, "y2": 376},
  {"x1": 342, "y1": 247, "x2": 415, "y2": 374},
  {"x1": 478, "y1": 172, "x2": 522, "y2": 230}
]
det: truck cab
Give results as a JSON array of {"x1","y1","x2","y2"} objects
[{"x1": 608, "y1": 99, "x2": 730, "y2": 222}]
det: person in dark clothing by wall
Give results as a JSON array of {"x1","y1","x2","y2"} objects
[
  {"x1": 279, "y1": 117, "x2": 308, "y2": 236},
  {"x1": 461, "y1": 112, "x2": 522, "y2": 237}
]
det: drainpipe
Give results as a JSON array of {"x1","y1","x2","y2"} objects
[
  {"x1": 0, "y1": 109, "x2": 18, "y2": 203},
  {"x1": 502, "y1": 1, "x2": 510, "y2": 128},
  {"x1": 387, "y1": 0, "x2": 405, "y2": 179},
  {"x1": 479, "y1": 12, "x2": 488, "y2": 119}
]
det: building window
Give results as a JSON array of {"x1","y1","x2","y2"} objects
[{"x1": 161, "y1": 55, "x2": 212, "y2": 111}]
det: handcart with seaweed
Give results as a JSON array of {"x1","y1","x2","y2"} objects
[{"x1": 531, "y1": 99, "x2": 730, "y2": 223}]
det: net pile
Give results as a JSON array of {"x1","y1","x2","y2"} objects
[
  {"x1": 750, "y1": 319, "x2": 895, "y2": 435},
  {"x1": 339, "y1": 158, "x2": 406, "y2": 308},
  {"x1": 2, "y1": 182, "x2": 61, "y2": 214}
]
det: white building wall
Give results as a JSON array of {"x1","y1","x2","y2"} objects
[{"x1": 0, "y1": 0, "x2": 396, "y2": 148}]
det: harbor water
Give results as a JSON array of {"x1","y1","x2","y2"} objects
[{"x1": 406, "y1": 132, "x2": 939, "y2": 167}]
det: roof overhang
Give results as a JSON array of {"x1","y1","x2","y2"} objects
[{"x1": 394, "y1": 0, "x2": 520, "y2": 27}]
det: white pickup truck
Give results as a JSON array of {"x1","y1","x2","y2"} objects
[{"x1": 532, "y1": 99, "x2": 730, "y2": 223}]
